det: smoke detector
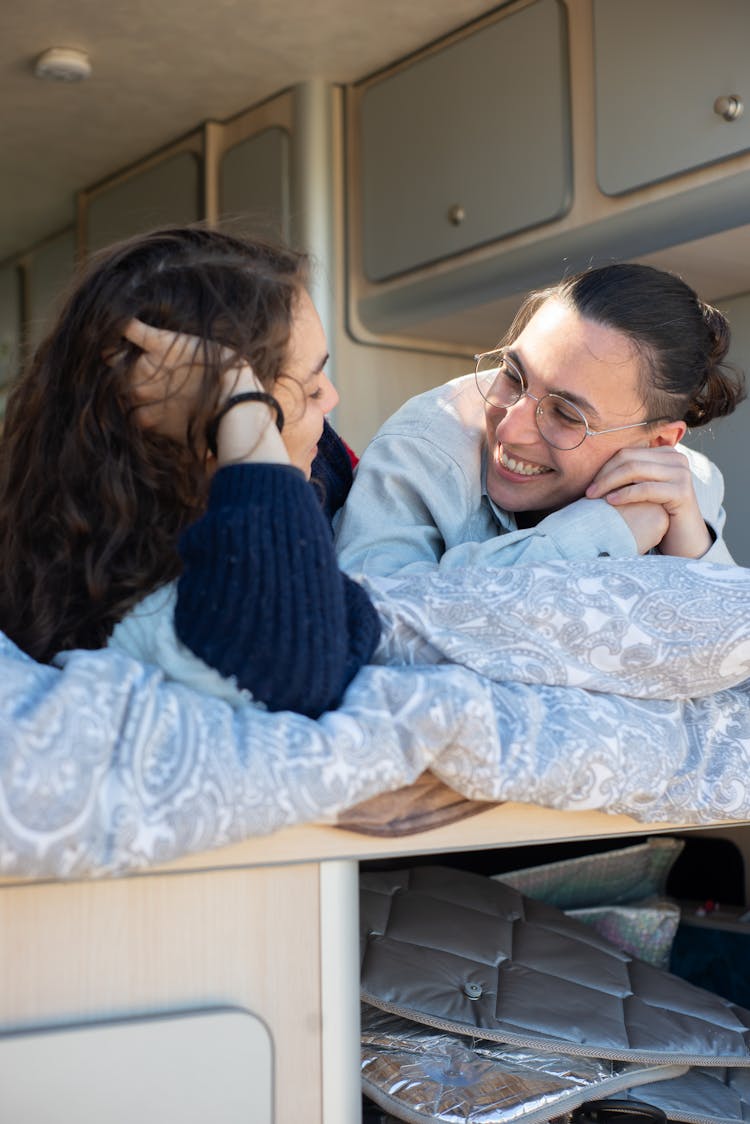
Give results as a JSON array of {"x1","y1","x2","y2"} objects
[{"x1": 34, "y1": 47, "x2": 92, "y2": 82}]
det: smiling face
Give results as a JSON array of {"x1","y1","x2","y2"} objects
[
  {"x1": 273, "y1": 289, "x2": 339, "y2": 478},
  {"x1": 484, "y1": 297, "x2": 661, "y2": 517}
]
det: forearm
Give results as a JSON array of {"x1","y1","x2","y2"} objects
[
  {"x1": 339, "y1": 468, "x2": 732, "y2": 574},
  {"x1": 6, "y1": 636, "x2": 488, "y2": 877},
  {"x1": 176, "y1": 464, "x2": 380, "y2": 716},
  {"x1": 336, "y1": 420, "x2": 648, "y2": 577},
  {"x1": 436, "y1": 499, "x2": 638, "y2": 570}
]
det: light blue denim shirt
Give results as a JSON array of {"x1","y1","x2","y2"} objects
[{"x1": 335, "y1": 373, "x2": 733, "y2": 576}]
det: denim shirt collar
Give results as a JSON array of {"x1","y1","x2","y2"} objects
[{"x1": 480, "y1": 445, "x2": 518, "y2": 533}]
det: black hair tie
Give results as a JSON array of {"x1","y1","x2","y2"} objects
[{"x1": 206, "y1": 392, "x2": 285, "y2": 456}]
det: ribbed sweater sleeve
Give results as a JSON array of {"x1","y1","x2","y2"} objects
[{"x1": 174, "y1": 461, "x2": 381, "y2": 718}]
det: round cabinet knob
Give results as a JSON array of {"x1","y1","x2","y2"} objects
[
  {"x1": 447, "y1": 203, "x2": 466, "y2": 226},
  {"x1": 714, "y1": 94, "x2": 744, "y2": 122}
]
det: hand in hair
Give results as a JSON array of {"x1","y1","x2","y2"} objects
[
  {"x1": 586, "y1": 445, "x2": 713, "y2": 558},
  {"x1": 122, "y1": 318, "x2": 217, "y2": 442},
  {"x1": 122, "y1": 319, "x2": 288, "y2": 467}
]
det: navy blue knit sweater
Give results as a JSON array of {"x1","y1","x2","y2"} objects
[{"x1": 174, "y1": 423, "x2": 381, "y2": 718}]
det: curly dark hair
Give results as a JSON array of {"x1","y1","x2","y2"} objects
[{"x1": 0, "y1": 225, "x2": 307, "y2": 662}]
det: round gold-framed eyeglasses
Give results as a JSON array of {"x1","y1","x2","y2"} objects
[{"x1": 475, "y1": 348, "x2": 666, "y2": 451}]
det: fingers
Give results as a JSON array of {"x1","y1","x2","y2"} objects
[
  {"x1": 122, "y1": 318, "x2": 202, "y2": 369},
  {"x1": 586, "y1": 446, "x2": 692, "y2": 507},
  {"x1": 616, "y1": 500, "x2": 670, "y2": 553},
  {"x1": 121, "y1": 321, "x2": 256, "y2": 393},
  {"x1": 121, "y1": 318, "x2": 156, "y2": 349},
  {"x1": 596, "y1": 480, "x2": 671, "y2": 507},
  {"x1": 582, "y1": 445, "x2": 711, "y2": 558},
  {"x1": 102, "y1": 317, "x2": 154, "y2": 367},
  {"x1": 124, "y1": 320, "x2": 201, "y2": 427},
  {"x1": 118, "y1": 319, "x2": 264, "y2": 442}
]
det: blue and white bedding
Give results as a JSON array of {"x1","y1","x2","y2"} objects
[
  {"x1": 367, "y1": 556, "x2": 750, "y2": 824},
  {"x1": 0, "y1": 556, "x2": 748, "y2": 876}
]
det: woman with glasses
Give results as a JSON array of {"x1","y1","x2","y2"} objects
[{"x1": 335, "y1": 263, "x2": 746, "y2": 576}]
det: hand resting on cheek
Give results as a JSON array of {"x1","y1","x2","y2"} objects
[{"x1": 586, "y1": 444, "x2": 713, "y2": 558}]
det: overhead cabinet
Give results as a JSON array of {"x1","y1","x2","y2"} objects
[
  {"x1": 219, "y1": 126, "x2": 290, "y2": 241},
  {"x1": 358, "y1": 0, "x2": 572, "y2": 281},
  {"x1": 84, "y1": 151, "x2": 202, "y2": 254},
  {"x1": 350, "y1": 0, "x2": 750, "y2": 344},
  {"x1": 594, "y1": 0, "x2": 750, "y2": 195}
]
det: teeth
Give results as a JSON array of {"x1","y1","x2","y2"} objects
[{"x1": 500, "y1": 449, "x2": 550, "y2": 477}]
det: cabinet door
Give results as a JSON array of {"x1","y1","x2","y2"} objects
[
  {"x1": 220, "y1": 126, "x2": 290, "y2": 242},
  {"x1": 359, "y1": 0, "x2": 571, "y2": 282},
  {"x1": 85, "y1": 152, "x2": 201, "y2": 253},
  {"x1": 0, "y1": 1010, "x2": 272, "y2": 1123},
  {"x1": 595, "y1": 0, "x2": 750, "y2": 195}
]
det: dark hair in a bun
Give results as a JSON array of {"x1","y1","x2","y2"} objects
[{"x1": 683, "y1": 301, "x2": 740, "y2": 427}]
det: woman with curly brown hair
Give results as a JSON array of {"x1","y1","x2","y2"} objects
[{"x1": 0, "y1": 226, "x2": 380, "y2": 717}]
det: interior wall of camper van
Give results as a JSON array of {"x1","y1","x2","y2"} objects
[{"x1": 3, "y1": 0, "x2": 750, "y2": 563}]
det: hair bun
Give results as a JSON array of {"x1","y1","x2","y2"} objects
[
  {"x1": 702, "y1": 301, "x2": 731, "y2": 368},
  {"x1": 685, "y1": 301, "x2": 746, "y2": 426}
]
